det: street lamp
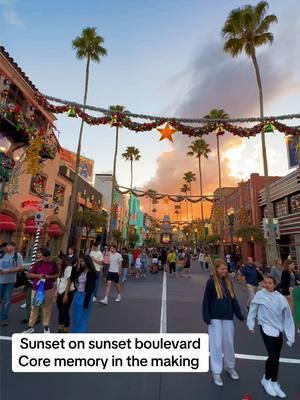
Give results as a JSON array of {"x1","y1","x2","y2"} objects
[{"x1": 228, "y1": 212, "x2": 235, "y2": 254}]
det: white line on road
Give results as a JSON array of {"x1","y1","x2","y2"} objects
[
  {"x1": 0, "y1": 336, "x2": 12, "y2": 341},
  {"x1": 160, "y1": 271, "x2": 167, "y2": 333},
  {"x1": 235, "y1": 353, "x2": 300, "y2": 364}
]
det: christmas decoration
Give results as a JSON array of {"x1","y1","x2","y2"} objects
[
  {"x1": 30, "y1": 173, "x2": 46, "y2": 195},
  {"x1": 67, "y1": 107, "x2": 77, "y2": 118},
  {"x1": 53, "y1": 184, "x2": 65, "y2": 206},
  {"x1": 26, "y1": 134, "x2": 43, "y2": 175},
  {"x1": 263, "y1": 122, "x2": 276, "y2": 133},
  {"x1": 163, "y1": 197, "x2": 169, "y2": 204},
  {"x1": 157, "y1": 123, "x2": 177, "y2": 142}
]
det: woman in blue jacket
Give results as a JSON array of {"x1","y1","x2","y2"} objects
[{"x1": 202, "y1": 258, "x2": 244, "y2": 387}]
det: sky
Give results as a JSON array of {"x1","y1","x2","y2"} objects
[{"x1": 1, "y1": 0, "x2": 300, "y2": 220}]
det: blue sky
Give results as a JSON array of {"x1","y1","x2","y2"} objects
[{"x1": 1, "y1": 0, "x2": 300, "y2": 203}]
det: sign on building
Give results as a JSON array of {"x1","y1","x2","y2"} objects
[
  {"x1": 60, "y1": 148, "x2": 94, "y2": 184},
  {"x1": 287, "y1": 136, "x2": 299, "y2": 169},
  {"x1": 263, "y1": 218, "x2": 280, "y2": 240}
]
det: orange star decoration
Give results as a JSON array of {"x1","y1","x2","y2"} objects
[
  {"x1": 163, "y1": 197, "x2": 169, "y2": 204},
  {"x1": 157, "y1": 123, "x2": 177, "y2": 142}
]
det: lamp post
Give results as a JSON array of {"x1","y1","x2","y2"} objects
[{"x1": 228, "y1": 212, "x2": 235, "y2": 255}]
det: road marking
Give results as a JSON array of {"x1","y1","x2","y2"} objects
[
  {"x1": 0, "y1": 336, "x2": 12, "y2": 341},
  {"x1": 160, "y1": 271, "x2": 167, "y2": 333},
  {"x1": 235, "y1": 353, "x2": 300, "y2": 364}
]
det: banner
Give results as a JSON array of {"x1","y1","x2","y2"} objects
[
  {"x1": 263, "y1": 218, "x2": 280, "y2": 240},
  {"x1": 287, "y1": 137, "x2": 299, "y2": 169},
  {"x1": 60, "y1": 148, "x2": 94, "y2": 183}
]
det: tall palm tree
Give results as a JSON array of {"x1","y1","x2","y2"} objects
[
  {"x1": 180, "y1": 183, "x2": 190, "y2": 222},
  {"x1": 187, "y1": 140, "x2": 211, "y2": 223},
  {"x1": 183, "y1": 171, "x2": 196, "y2": 222},
  {"x1": 222, "y1": 1, "x2": 278, "y2": 260},
  {"x1": 108, "y1": 105, "x2": 128, "y2": 239},
  {"x1": 64, "y1": 27, "x2": 107, "y2": 250},
  {"x1": 122, "y1": 146, "x2": 141, "y2": 245},
  {"x1": 204, "y1": 109, "x2": 228, "y2": 258}
]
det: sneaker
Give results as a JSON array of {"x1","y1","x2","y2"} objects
[
  {"x1": 261, "y1": 376, "x2": 277, "y2": 397},
  {"x1": 100, "y1": 297, "x2": 108, "y2": 305},
  {"x1": 23, "y1": 327, "x2": 35, "y2": 333},
  {"x1": 93, "y1": 296, "x2": 97, "y2": 303},
  {"x1": 1, "y1": 320, "x2": 8, "y2": 327},
  {"x1": 20, "y1": 302, "x2": 26, "y2": 309},
  {"x1": 272, "y1": 382, "x2": 287, "y2": 398},
  {"x1": 224, "y1": 367, "x2": 239, "y2": 380},
  {"x1": 212, "y1": 373, "x2": 223, "y2": 386},
  {"x1": 43, "y1": 326, "x2": 50, "y2": 333},
  {"x1": 114, "y1": 294, "x2": 121, "y2": 303}
]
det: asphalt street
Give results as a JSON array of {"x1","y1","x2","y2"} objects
[{"x1": 1, "y1": 261, "x2": 300, "y2": 400}]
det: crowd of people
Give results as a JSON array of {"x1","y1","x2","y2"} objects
[{"x1": 0, "y1": 240, "x2": 299, "y2": 397}]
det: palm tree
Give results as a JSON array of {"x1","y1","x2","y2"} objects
[
  {"x1": 122, "y1": 146, "x2": 141, "y2": 245},
  {"x1": 187, "y1": 141, "x2": 210, "y2": 223},
  {"x1": 180, "y1": 183, "x2": 190, "y2": 222},
  {"x1": 64, "y1": 27, "x2": 107, "y2": 250},
  {"x1": 222, "y1": 1, "x2": 278, "y2": 260},
  {"x1": 108, "y1": 105, "x2": 128, "y2": 239},
  {"x1": 204, "y1": 109, "x2": 229, "y2": 190},
  {"x1": 175, "y1": 204, "x2": 181, "y2": 222},
  {"x1": 183, "y1": 171, "x2": 196, "y2": 222}
]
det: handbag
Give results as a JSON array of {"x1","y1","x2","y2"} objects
[{"x1": 32, "y1": 279, "x2": 46, "y2": 307}]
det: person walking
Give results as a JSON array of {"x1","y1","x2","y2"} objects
[
  {"x1": 121, "y1": 248, "x2": 129, "y2": 283},
  {"x1": 280, "y1": 259, "x2": 299, "y2": 313},
  {"x1": 242, "y1": 257, "x2": 263, "y2": 311},
  {"x1": 66, "y1": 247, "x2": 78, "y2": 268},
  {"x1": 199, "y1": 251, "x2": 205, "y2": 271},
  {"x1": 24, "y1": 249, "x2": 59, "y2": 333},
  {"x1": 167, "y1": 249, "x2": 177, "y2": 276},
  {"x1": 140, "y1": 248, "x2": 148, "y2": 277},
  {"x1": 202, "y1": 258, "x2": 244, "y2": 387},
  {"x1": 0, "y1": 242, "x2": 23, "y2": 327},
  {"x1": 177, "y1": 249, "x2": 185, "y2": 277},
  {"x1": 183, "y1": 251, "x2": 191, "y2": 278},
  {"x1": 89, "y1": 242, "x2": 103, "y2": 302},
  {"x1": 71, "y1": 255, "x2": 97, "y2": 333},
  {"x1": 100, "y1": 244, "x2": 123, "y2": 305},
  {"x1": 55, "y1": 258, "x2": 75, "y2": 333},
  {"x1": 102, "y1": 245, "x2": 110, "y2": 278},
  {"x1": 270, "y1": 258, "x2": 283, "y2": 288},
  {"x1": 247, "y1": 275, "x2": 295, "y2": 398},
  {"x1": 204, "y1": 252, "x2": 211, "y2": 271}
]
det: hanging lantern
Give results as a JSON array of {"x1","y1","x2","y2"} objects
[{"x1": 67, "y1": 107, "x2": 77, "y2": 118}]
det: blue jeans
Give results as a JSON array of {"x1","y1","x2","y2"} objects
[
  {"x1": 93, "y1": 271, "x2": 101, "y2": 298},
  {"x1": 121, "y1": 268, "x2": 128, "y2": 283},
  {"x1": 71, "y1": 291, "x2": 93, "y2": 333},
  {"x1": 0, "y1": 283, "x2": 15, "y2": 321},
  {"x1": 200, "y1": 262, "x2": 205, "y2": 271}
]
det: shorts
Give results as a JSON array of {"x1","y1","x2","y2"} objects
[{"x1": 106, "y1": 271, "x2": 120, "y2": 283}]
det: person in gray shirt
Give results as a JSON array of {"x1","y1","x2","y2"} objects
[{"x1": 270, "y1": 258, "x2": 283, "y2": 286}]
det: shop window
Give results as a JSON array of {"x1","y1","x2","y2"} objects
[
  {"x1": 30, "y1": 174, "x2": 47, "y2": 196},
  {"x1": 274, "y1": 198, "x2": 288, "y2": 217},
  {"x1": 53, "y1": 183, "x2": 65, "y2": 206},
  {"x1": 290, "y1": 193, "x2": 300, "y2": 213}
]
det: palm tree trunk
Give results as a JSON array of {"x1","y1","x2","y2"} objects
[
  {"x1": 217, "y1": 134, "x2": 225, "y2": 258},
  {"x1": 108, "y1": 125, "x2": 119, "y2": 240},
  {"x1": 190, "y1": 186, "x2": 194, "y2": 221},
  {"x1": 186, "y1": 199, "x2": 189, "y2": 222},
  {"x1": 251, "y1": 50, "x2": 277, "y2": 262},
  {"x1": 199, "y1": 156, "x2": 204, "y2": 223},
  {"x1": 63, "y1": 55, "x2": 90, "y2": 252},
  {"x1": 126, "y1": 159, "x2": 133, "y2": 246}
]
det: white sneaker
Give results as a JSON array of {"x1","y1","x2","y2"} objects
[
  {"x1": 224, "y1": 367, "x2": 239, "y2": 380},
  {"x1": 93, "y1": 296, "x2": 97, "y2": 303},
  {"x1": 43, "y1": 327, "x2": 50, "y2": 333},
  {"x1": 272, "y1": 382, "x2": 287, "y2": 398},
  {"x1": 20, "y1": 302, "x2": 26, "y2": 309},
  {"x1": 212, "y1": 373, "x2": 223, "y2": 386},
  {"x1": 261, "y1": 376, "x2": 277, "y2": 397},
  {"x1": 23, "y1": 327, "x2": 34, "y2": 333},
  {"x1": 114, "y1": 294, "x2": 121, "y2": 303},
  {"x1": 100, "y1": 297, "x2": 108, "y2": 305}
]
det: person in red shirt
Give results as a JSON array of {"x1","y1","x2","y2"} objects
[{"x1": 24, "y1": 249, "x2": 59, "y2": 333}]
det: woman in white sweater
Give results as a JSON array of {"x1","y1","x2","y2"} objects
[{"x1": 247, "y1": 275, "x2": 295, "y2": 398}]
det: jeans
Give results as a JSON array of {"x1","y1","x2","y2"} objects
[
  {"x1": 57, "y1": 291, "x2": 74, "y2": 328},
  {"x1": 121, "y1": 268, "x2": 128, "y2": 283},
  {"x1": 260, "y1": 326, "x2": 283, "y2": 381},
  {"x1": 71, "y1": 291, "x2": 93, "y2": 333},
  {"x1": 0, "y1": 282, "x2": 15, "y2": 321},
  {"x1": 169, "y1": 263, "x2": 176, "y2": 274},
  {"x1": 200, "y1": 261, "x2": 205, "y2": 271},
  {"x1": 93, "y1": 271, "x2": 102, "y2": 298}
]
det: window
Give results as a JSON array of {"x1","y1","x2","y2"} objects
[
  {"x1": 53, "y1": 184, "x2": 65, "y2": 206},
  {"x1": 274, "y1": 198, "x2": 288, "y2": 217},
  {"x1": 30, "y1": 174, "x2": 47, "y2": 196},
  {"x1": 290, "y1": 193, "x2": 300, "y2": 213}
]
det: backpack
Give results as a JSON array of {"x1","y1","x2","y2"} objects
[{"x1": 12, "y1": 252, "x2": 26, "y2": 288}]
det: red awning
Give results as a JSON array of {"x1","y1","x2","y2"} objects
[
  {"x1": 48, "y1": 223, "x2": 62, "y2": 237},
  {"x1": 0, "y1": 214, "x2": 17, "y2": 232},
  {"x1": 24, "y1": 218, "x2": 44, "y2": 234}
]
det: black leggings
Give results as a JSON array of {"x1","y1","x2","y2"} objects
[
  {"x1": 57, "y1": 291, "x2": 74, "y2": 328},
  {"x1": 169, "y1": 263, "x2": 176, "y2": 274},
  {"x1": 260, "y1": 326, "x2": 283, "y2": 381}
]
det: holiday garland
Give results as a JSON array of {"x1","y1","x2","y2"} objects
[{"x1": 34, "y1": 92, "x2": 300, "y2": 138}]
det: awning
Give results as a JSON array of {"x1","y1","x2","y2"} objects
[
  {"x1": 24, "y1": 218, "x2": 44, "y2": 234},
  {"x1": 48, "y1": 223, "x2": 62, "y2": 237},
  {"x1": 0, "y1": 214, "x2": 17, "y2": 232}
]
